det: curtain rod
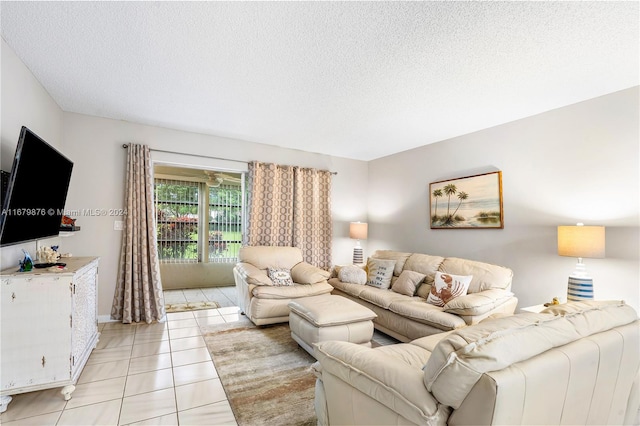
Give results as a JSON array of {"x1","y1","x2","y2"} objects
[
  {"x1": 122, "y1": 144, "x2": 246, "y2": 164},
  {"x1": 122, "y1": 144, "x2": 337, "y2": 175}
]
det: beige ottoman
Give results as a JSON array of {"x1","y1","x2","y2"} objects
[{"x1": 288, "y1": 295, "x2": 377, "y2": 357}]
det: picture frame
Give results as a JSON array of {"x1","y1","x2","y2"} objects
[{"x1": 429, "y1": 171, "x2": 503, "y2": 229}]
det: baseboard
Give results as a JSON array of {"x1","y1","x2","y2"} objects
[{"x1": 98, "y1": 315, "x2": 118, "y2": 323}]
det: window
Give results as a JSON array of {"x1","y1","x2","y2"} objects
[
  {"x1": 154, "y1": 170, "x2": 244, "y2": 264},
  {"x1": 155, "y1": 179, "x2": 199, "y2": 263},
  {"x1": 207, "y1": 183, "x2": 243, "y2": 263}
]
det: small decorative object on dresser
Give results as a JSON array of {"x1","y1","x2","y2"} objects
[
  {"x1": 36, "y1": 245, "x2": 61, "y2": 263},
  {"x1": 0, "y1": 257, "x2": 100, "y2": 413},
  {"x1": 18, "y1": 249, "x2": 33, "y2": 272},
  {"x1": 544, "y1": 296, "x2": 561, "y2": 307},
  {"x1": 520, "y1": 298, "x2": 561, "y2": 313}
]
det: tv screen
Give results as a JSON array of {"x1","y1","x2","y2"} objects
[{"x1": 0, "y1": 126, "x2": 73, "y2": 246}]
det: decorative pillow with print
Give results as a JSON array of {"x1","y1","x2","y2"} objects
[
  {"x1": 426, "y1": 272, "x2": 472, "y2": 307},
  {"x1": 267, "y1": 268, "x2": 294, "y2": 286},
  {"x1": 365, "y1": 258, "x2": 396, "y2": 289}
]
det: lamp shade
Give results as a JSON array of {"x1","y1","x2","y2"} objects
[
  {"x1": 558, "y1": 225, "x2": 605, "y2": 258},
  {"x1": 349, "y1": 222, "x2": 368, "y2": 240}
]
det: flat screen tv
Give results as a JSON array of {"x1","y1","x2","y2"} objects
[{"x1": 0, "y1": 126, "x2": 73, "y2": 246}]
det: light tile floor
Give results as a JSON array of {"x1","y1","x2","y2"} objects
[
  {"x1": 0, "y1": 287, "x2": 396, "y2": 425},
  {"x1": 163, "y1": 286, "x2": 238, "y2": 308}
]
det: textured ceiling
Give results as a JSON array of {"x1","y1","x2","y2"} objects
[{"x1": 1, "y1": 1, "x2": 638, "y2": 161}]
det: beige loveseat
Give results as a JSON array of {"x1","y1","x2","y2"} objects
[
  {"x1": 234, "y1": 246, "x2": 333, "y2": 325},
  {"x1": 314, "y1": 300, "x2": 640, "y2": 425},
  {"x1": 329, "y1": 250, "x2": 517, "y2": 341}
]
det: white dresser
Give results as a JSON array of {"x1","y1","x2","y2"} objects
[{"x1": 0, "y1": 257, "x2": 99, "y2": 413}]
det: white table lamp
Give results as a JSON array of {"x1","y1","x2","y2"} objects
[
  {"x1": 349, "y1": 222, "x2": 368, "y2": 264},
  {"x1": 557, "y1": 223, "x2": 605, "y2": 301}
]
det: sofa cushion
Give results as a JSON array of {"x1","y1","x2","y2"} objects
[
  {"x1": 358, "y1": 287, "x2": 408, "y2": 309},
  {"x1": 328, "y1": 278, "x2": 369, "y2": 298},
  {"x1": 365, "y1": 258, "x2": 396, "y2": 289},
  {"x1": 288, "y1": 295, "x2": 376, "y2": 327},
  {"x1": 405, "y1": 253, "x2": 445, "y2": 277},
  {"x1": 330, "y1": 265, "x2": 343, "y2": 278},
  {"x1": 415, "y1": 283, "x2": 433, "y2": 300},
  {"x1": 291, "y1": 262, "x2": 330, "y2": 284},
  {"x1": 388, "y1": 300, "x2": 467, "y2": 331},
  {"x1": 234, "y1": 262, "x2": 273, "y2": 286},
  {"x1": 403, "y1": 254, "x2": 445, "y2": 299},
  {"x1": 438, "y1": 257, "x2": 513, "y2": 293},
  {"x1": 443, "y1": 288, "x2": 515, "y2": 316},
  {"x1": 338, "y1": 265, "x2": 367, "y2": 285},
  {"x1": 238, "y1": 246, "x2": 303, "y2": 270},
  {"x1": 423, "y1": 300, "x2": 638, "y2": 409},
  {"x1": 426, "y1": 272, "x2": 472, "y2": 307},
  {"x1": 391, "y1": 270, "x2": 426, "y2": 296},
  {"x1": 370, "y1": 250, "x2": 412, "y2": 276},
  {"x1": 251, "y1": 281, "x2": 333, "y2": 299},
  {"x1": 268, "y1": 267, "x2": 294, "y2": 286}
]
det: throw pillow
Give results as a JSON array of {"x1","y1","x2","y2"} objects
[
  {"x1": 338, "y1": 265, "x2": 367, "y2": 285},
  {"x1": 426, "y1": 272, "x2": 472, "y2": 307},
  {"x1": 267, "y1": 268, "x2": 294, "y2": 286},
  {"x1": 391, "y1": 270, "x2": 427, "y2": 296},
  {"x1": 365, "y1": 258, "x2": 396, "y2": 289}
]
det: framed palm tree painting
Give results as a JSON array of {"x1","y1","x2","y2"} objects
[{"x1": 429, "y1": 171, "x2": 503, "y2": 229}]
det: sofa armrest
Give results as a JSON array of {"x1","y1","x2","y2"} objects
[
  {"x1": 291, "y1": 262, "x2": 330, "y2": 284},
  {"x1": 314, "y1": 341, "x2": 449, "y2": 425},
  {"x1": 311, "y1": 362, "x2": 330, "y2": 426},
  {"x1": 233, "y1": 262, "x2": 272, "y2": 286},
  {"x1": 443, "y1": 289, "x2": 515, "y2": 317}
]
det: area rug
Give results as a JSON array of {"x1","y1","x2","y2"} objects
[
  {"x1": 201, "y1": 318, "x2": 317, "y2": 426},
  {"x1": 165, "y1": 301, "x2": 220, "y2": 313}
]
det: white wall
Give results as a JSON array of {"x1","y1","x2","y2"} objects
[
  {"x1": 367, "y1": 87, "x2": 640, "y2": 311},
  {"x1": 60, "y1": 113, "x2": 368, "y2": 317},
  {"x1": 0, "y1": 39, "x2": 65, "y2": 269}
]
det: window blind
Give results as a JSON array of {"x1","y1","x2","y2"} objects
[{"x1": 154, "y1": 178, "x2": 200, "y2": 263}]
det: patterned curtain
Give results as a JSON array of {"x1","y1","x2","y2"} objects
[
  {"x1": 293, "y1": 167, "x2": 332, "y2": 270},
  {"x1": 246, "y1": 161, "x2": 332, "y2": 269},
  {"x1": 246, "y1": 162, "x2": 295, "y2": 246},
  {"x1": 111, "y1": 144, "x2": 165, "y2": 324}
]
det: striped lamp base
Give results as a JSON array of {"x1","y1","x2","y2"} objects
[
  {"x1": 352, "y1": 247, "x2": 363, "y2": 265},
  {"x1": 567, "y1": 276, "x2": 594, "y2": 301}
]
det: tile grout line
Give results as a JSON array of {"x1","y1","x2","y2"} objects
[
  {"x1": 167, "y1": 309, "x2": 189, "y2": 423},
  {"x1": 115, "y1": 322, "x2": 137, "y2": 426}
]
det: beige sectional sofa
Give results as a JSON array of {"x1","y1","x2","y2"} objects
[
  {"x1": 329, "y1": 250, "x2": 517, "y2": 342},
  {"x1": 313, "y1": 300, "x2": 640, "y2": 425},
  {"x1": 234, "y1": 246, "x2": 333, "y2": 325}
]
